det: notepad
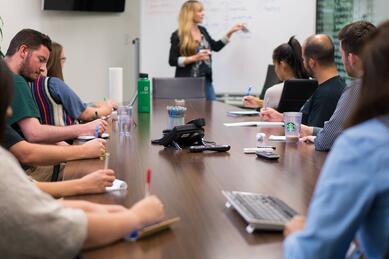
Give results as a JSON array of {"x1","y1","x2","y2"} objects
[
  {"x1": 224, "y1": 121, "x2": 284, "y2": 127},
  {"x1": 227, "y1": 110, "x2": 260, "y2": 117},
  {"x1": 77, "y1": 133, "x2": 110, "y2": 140},
  {"x1": 125, "y1": 217, "x2": 180, "y2": 241},
  {"x1": 105, "y1": 179, "x2": 128, "y2": 192},
  {"x1": 269, "y1": 135, "x2": 287, "y2": 141}
]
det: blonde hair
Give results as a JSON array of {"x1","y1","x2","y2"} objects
[{"x1": 178, "y1": 0, "x2": 203, "y2": 56}]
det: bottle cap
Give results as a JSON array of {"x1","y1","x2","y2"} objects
[{"x1": 139, "y1": 73, "x2": 149, "y2": 78}]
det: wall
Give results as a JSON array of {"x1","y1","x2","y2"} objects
[{"x1": 0, "y1": 0, "x2": 140, "y2": 102}]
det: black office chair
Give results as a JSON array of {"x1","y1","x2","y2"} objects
[
  {"x1": 277, "y1": 79, "x2": 318, "y2": 112},
  {"x1": 152, "y1": 77, "x2": 206, "y2": 99},
  {"x1": 259, "y1": 64, "x2": 282, "y2": 99}
]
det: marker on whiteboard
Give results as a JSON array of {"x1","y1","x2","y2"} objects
[{"x1": 241, "y1": 24, "x2": 250, "y2": 33}]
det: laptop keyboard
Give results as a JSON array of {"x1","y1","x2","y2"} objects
[{"x1": 226, "y1": 191, "x2": 297, "y2": 223}]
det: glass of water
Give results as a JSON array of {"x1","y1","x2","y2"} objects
[{"x1": 117, "y1": 105, "x2": 132, "y2": 136}]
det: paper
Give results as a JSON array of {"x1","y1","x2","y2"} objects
[
  {"x1": 269, "y1": 135, "x2": 287, "y2": 141},
  {"x1": 227, "y1": 110, "x2": 260, "y2": 116},
  {"x1": 109, "y1": 67, "x2": 123, "y2": 103},
  {"x1": 105, "y1": 179, "x2": 128, "y2": 192},
  {"x1": 224, "y1": 121, "x2": 284, "y2": 127},
  {"x1": 77, "y1": 133, "x2": 110, "y2": 140}
]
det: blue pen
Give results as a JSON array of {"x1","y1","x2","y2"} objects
[
  {"x1": 95, "y1": 124, "x2": 99, "y2": 138},
  {"x1": 246, "y1": 86, "x2": 253, "y2": 96},
  {"x1": 126, "y1": 230, "x2": 139, "y2": 241}
]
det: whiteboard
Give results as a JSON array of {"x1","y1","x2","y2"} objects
[{"x1": 140, "y1": 0, "x2": 316, "y2": 94}]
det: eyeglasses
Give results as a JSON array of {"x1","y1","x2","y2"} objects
[{"x1": 60, "y1": 57, "x2": 67, "y2": 63}]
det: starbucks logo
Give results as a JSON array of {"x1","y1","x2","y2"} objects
[{"x1": 285, "y1": 122, "x2": 296, "y2": 132}]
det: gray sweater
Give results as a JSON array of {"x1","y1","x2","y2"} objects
[{"x1": 0, "y1": 147, "x2": 87, "y2": 259}]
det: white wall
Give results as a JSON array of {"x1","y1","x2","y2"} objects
[{"x1": 0, "y1": 0, "x2": 140, "y2": 102}]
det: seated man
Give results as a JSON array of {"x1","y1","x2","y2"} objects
[
  {"x1": 4, "y1": 29, "x2": 108, "y2": 144},
  {"x1": 261, "y1": 34, "x2": 346, "y2": 128},
  {"x1": 32, "y1": 41, "x2": 117, "y2": 126},
  {"x1": 283, "y1": 21, "x2": 389, "y2": 258},
  {"x1": 300, "y1": 21, "x2": 376, "y2": 151}
]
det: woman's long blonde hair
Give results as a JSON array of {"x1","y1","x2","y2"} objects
[{"x1": 178, "y1": 0, "x2": 203, "y2": 56}]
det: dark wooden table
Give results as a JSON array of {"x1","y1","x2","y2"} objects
[{"x1": 64, "y1": 100, "x2": 327, "y2": 259}]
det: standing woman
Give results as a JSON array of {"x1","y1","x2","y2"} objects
[{"x1": 169, "y1": 0, "x2": 244, "y2": 100}]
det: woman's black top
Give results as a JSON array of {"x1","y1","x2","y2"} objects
[{"x1": 169, "y1": 26, "x2": 226, "y2": 82}]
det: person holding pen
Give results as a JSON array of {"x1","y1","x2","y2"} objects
[
  {"x1": 169, "y1": 0, "x2": 245, "y2": 100},
  {"x1": 243, "y1": 36, "x2": 309, "y2": 109},
  {"x1": 0, "y1": 58, "x2": 165, "y2": 258}
]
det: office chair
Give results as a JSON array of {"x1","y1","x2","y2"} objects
[
  {"x1": 259, "y1": 64, "x2": 282, "y2": 99},
  {"x1": 152, "y1": 77, "x2": 206, "y2": 99},
  {"x1": 277, "y1": 79, "x2": 318, "y2": 112}
]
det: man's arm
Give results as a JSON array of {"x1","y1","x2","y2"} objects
[
  {"x1": 17, "y1": 117, "x2": 107, "y2": 143},
  {"x1": 9, "y1": 138, "x2": 106, "y2": 166}
]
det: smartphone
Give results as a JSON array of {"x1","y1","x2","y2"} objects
[{"x1": 256, "y1": 149, "x2": 280, "y2": 160}]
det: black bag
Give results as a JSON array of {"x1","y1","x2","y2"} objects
[{"x1": 151, "y1": 118, "x2": 205, "y2": 148}]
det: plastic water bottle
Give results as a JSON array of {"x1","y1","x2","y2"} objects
[{"x1": 138, "y1": 73, "x2": 150, "y2": 113}]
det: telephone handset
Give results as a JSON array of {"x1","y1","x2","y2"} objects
[{"x1": 151, "y1": 118, "x2": 205, "y2": 149}]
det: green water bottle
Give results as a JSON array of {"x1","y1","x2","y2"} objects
[{"x1": 138, "y1": 73, "x2": 150, "y2": 113}]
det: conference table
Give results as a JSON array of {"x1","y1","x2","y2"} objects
[{"x1": 63, "y1": 100, "x2": 328, "y2": 259}]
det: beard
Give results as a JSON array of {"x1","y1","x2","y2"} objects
[{"x1": 19, "y1": 54, "x2": 38, "y2": 82}]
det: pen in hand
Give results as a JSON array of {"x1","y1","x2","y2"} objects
[
  {"x1": 145, "y1": 168, "x2": 152, "y2": 197},
  {"x1": 127, "y1": 168, "x2": 153, "y2": 241},
  {"x1": 95, "y1": 124, "x2": 99, "y2": 138},
  {"x1": 246, "y1": 86, "x2": 253, "y2": 96},
  {"x1": 104, "y1": 152, "x2": 110, "y2": 169}
]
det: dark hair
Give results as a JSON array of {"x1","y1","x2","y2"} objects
[
  {"x1": 0, "y1": 58, "x2": 14, "y2": 141},
  {"x1": 47, "y1": 42, "x2": 64, "y2": 80},
  {"x1": 338, "y1": 21, "x2": 376, "y2": 55},
  {"x1": 303, "y1": 34, "x2": 335, "y2": 67},
  {"x1": 346, "y1": 21, "x2": 389, "y2": 128},
  {"x1": 272, "y1": 36, "x2": 309, "y2": 79},
  {"x1": 5, "y1": 29, "x2": 52, "y2": 57}
]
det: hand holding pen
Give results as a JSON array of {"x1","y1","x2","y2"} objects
[
  {"x1": 245, "y1": 85, "x2": 253, "y2": 96},
  {"x1": 145, "y1": 168, "x2": 152, "y2": 197},
  {"x1": 127, "y1": 168, "x2": 165, "y2": 240}
]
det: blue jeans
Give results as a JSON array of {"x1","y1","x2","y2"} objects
[{"x1": 205, "y1": 80, "x2": 216, "y2": 101}]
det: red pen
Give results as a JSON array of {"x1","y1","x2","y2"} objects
[{"x1": 145, "y1": 168, "x2": 152, "y2": 197}]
